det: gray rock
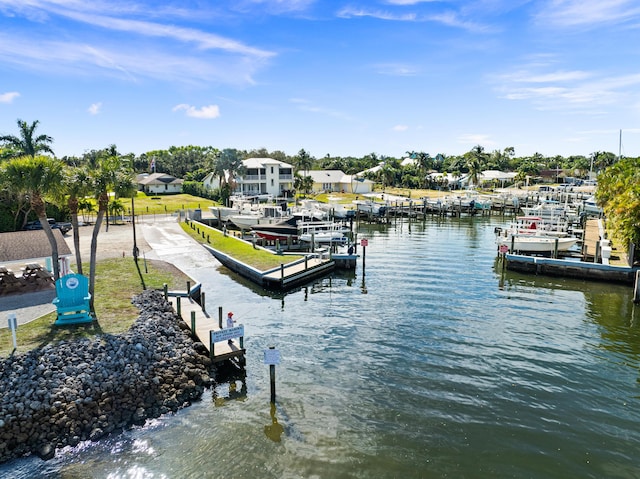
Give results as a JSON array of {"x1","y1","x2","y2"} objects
[{"x1": 0, "y1": 289, "x2": 214, "y2": 464}]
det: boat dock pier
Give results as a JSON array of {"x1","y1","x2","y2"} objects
[
  {"x1": 165, "y1": 284, "x2": 246, "y2": 366},
  {"x1": 503, "y1": 218, "x2": 639, "y2": 284}
]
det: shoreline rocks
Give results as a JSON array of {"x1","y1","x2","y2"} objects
[{"x1": 0, "y1": 289, "x2": 213, "y2": 464}]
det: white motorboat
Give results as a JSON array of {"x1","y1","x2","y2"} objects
[
  {"x1": 496, "y1": 234, "x2": 579, "y2": 253},
  {"x1": 353, "y1": 199, "x2": 387, "y2": 216},
  {"x1": 503, "y1": 215, "x2": 571, "y2": 237},
  {"x1": 520, "y1": 200, "x2": 579, "y2": 222},
  {"x1": 582, "y1": 196, "x2": 603, "y2": 216},
  {"x1": 229, "y1": 205, "x2": 289, "y2": 230},
  {"x1": 298, "y1": 221, "x2": 349, "y2": 244}
]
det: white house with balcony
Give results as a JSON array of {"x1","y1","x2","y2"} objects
[{"x1": 203, "y1": 158, "x2": 294, "y2": 197}]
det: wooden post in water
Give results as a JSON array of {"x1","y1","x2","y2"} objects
[
  {"x1": 201, "y1": 292, "x2": 206, "y2": 313},
  {"x1": 553, "y1": 238, "x2": 559, "y2": 259},
  {"x1": 163, "y1": 283, "x2": 168, "y2": 300},
  {"x1": 190, "y1": 311, "x2": 196, "y2": 337},
  {"x1": 218, "y1": 306, "x2": 223, "y2": 329},
  {"x1": 362, "y1": 244, "x2": 366, "y2": 276},
  {"x1": 634, "y1": 271, "x2": 640, "y2": 304}
]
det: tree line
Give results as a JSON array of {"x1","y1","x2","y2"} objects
[{"x1": 1, "y1": 119, "x2": 639, "y2": 264}]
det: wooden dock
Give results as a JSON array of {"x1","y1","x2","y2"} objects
[{"x1": 170, "y1": 292, "x2": 246, "y2": 365}]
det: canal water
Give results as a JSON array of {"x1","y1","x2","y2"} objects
[{"x1": 3, "y1": 216, "x2": 640, "y2": 478}]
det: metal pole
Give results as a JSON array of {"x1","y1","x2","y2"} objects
[{"x1": 269, "y1": 346, "x2": 277, "y2": 403}]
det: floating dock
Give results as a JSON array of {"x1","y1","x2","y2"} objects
[
  {"x1": 203, "y1": 244, "x2": 335, "y2": 290},
  {"x1": 504, "y1": 254, "x2": 638, "y2": 284}
]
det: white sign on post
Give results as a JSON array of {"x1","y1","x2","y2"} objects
[
  {"x1": 264, "y1": 348, "x2": 281, "y2": 365},
  {"x1": 210, "y1": 325, "x2": 244, "y2": 343}
]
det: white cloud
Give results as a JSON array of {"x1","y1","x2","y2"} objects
[
  {"x1": 0, "y1": 91, "x2": 20, "y2": 103},
  {"x1": 336, "y1": 6, "x2": 492, "y2": 32},
  {"x1": 535, "y1": 0, "x2": 640, "y2": 28},
  {"x1": 0, "y1": 1, "x2": 274, "y2": 85},
  {"x1": 0, "y1": 32, "x2": 264, "y2": 85},
  {"x1": 494, "y1": 57, "x2": 640, "y2": 113},
  {"x1": 392, "y1": 124, "x2": 409, "y2": 131},
  {"x1": 172, "y1": 104, "x2": 221, "y2": 119},
  {"x1": 88, "y1": 102, "x2": 102, "y2": 115},
  {"x1": 337, "y1": 7, "x2": 417, "y2": 21}
]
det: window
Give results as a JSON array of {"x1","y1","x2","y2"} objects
[{"x1": 271, "y1": 166, "x2": 274, "y2": 174}]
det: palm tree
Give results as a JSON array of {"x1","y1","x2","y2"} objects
[
  {"x1": 294, "y1": 149, "x2": 313, "y2": 176},
  {"x1": 214, "y1": 149, "x2": 245, "y2": 205},
  {"x1": 87, "y1": 147, "x2": 134, "y2": 312},
  {"x1": 62, "y1": 166, "x2": 91, "y2": 275},
  {"x1": 465, "y1": 145, "x2": 488, "y2": 188},
  {"x1": 0, "y1": 119, "x2": 54, "y2": 159},
  {"x1": 0, "y1": 155, "x2": 65, "y2": 279}
]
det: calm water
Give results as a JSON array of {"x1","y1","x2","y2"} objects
[{"x1": 3, "y1": 216, "x2": 640, "y2": 479}]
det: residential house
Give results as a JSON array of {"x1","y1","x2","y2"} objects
[
  {"x1": 204, "y1": 158, "x2": 294, "y2": 197},
  {"x1": 137, "y1": 173, "x2": 184, "y2": 195},
  {"x1": 307, "y1": 170, "x2": 374, "y2": 194}
]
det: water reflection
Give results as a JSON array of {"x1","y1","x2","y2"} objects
[
  {"x1": 498, "y1": 263, "x2": 640, "y2": 373},
  {"x1": 213, "y1": 364, "x2": 248, "y2": 407},
  {"x1": 263, "y1": 403, "x2": 284, "y2": 443}
]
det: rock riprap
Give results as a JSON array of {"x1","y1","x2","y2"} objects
[{"x1": 0, "y1": 289, "x2": 212, "y2": 464}]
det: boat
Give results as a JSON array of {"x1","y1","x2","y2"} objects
[
  {"x1": 298, "y1": 221, "x2": 349, "y2": 244},
  {"x1": 520, "y1": 199, "x2": 579, "y2": 222},
  {"x1": 501, "y1": 215, "x2": 571, "y2": 237},
  {"x1": 353, "y1": 199, "x2": 387, "y2": 216},
  {"x1": 496, "y1": 234, "x2": 579, "y2": 253},
  {"x1": 208, "y1": 205, "x2": 240, "y2": 222},
  {"x1": 229, "y1": 205, "x2": 289, "y2": 230},
  {"x1": 292, "y1": 199, "x2": 329, "y2": 221},
  {"x1": 251, "y1": 217, "x2": 299, "y2": 242},
  {"x1": 317, "y1": 196, "x2": 354, "y2": 220},
  {"x1": 582, "y1": 196, "x2": 603, "y2": 216}
]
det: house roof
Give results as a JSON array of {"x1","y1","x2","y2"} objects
[
  {"x1": 243, "y1": 157, "x2": 293, "y2": 169},
  {"x1": 307, "y1": 170, "x2": 346, "y2": 183},
  {"x1": 0, "y1": 230, "x2": 72, "y2": 263},
  {"x1": 137, "y1": 172, "x2": 184, "y2": 186}
]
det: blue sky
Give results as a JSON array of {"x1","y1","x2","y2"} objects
[{"x1": 1, "y1": 0, "x2": 639, "y2": 160}]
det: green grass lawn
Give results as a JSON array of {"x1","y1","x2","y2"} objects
[
  {"x1": 181, "y1": 221, "x2": 304, "y2": 271},
  {"x1": 0, "y1": 258, "x2": 192, "y2": 357}
]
